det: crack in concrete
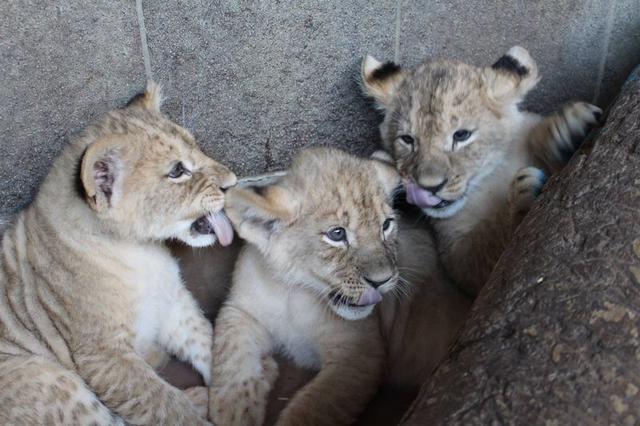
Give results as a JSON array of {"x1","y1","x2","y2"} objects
[
  {"x1": 135, "y1": 0, "x2": 153, "y2": 81},
  {"x1": 593, "y1": 0, "x2": 616, "y2": 105}
]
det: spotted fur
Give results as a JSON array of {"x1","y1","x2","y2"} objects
[
  {"x1": 207, "y1": 148, "x2": 470, "y2": 425},
  {"x1": 0, "y1": 82, "x2": 236, "y2": 425},
  {"x1": 362, "y1": 46, "x2": 601, "y2": 296}
]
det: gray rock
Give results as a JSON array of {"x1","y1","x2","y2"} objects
[
  {"x1": 143, "y1": 0, "x2": 396, "y2": 177},
  {"x1": 398, "y1": 0, "x2": 613, "y2": 113},
  {"x1": 0, "y1": 0, "x2": 145, "y2": 216},
  {"x1": 597, "y1": 1, "x2": 640, "y2": 107}
]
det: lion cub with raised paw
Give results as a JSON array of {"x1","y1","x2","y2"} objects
[
  {"x1": 362, "y1": 46, "x2": 602, "y2": 296},
  {"x1": 208, "y1": 148, "x2": 470, "y2": 426},
  {"x1": 0, "y1": 83, "x2": 236, "y2": 425}
]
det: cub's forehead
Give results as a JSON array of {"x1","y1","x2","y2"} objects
[
  {"x1": 398, "y1": 61, "x2": 485, "y2": 113},
  {"x1": 288, "y1": 149, "x2": 394, "y2": 222},
  {"x1": 95, "y1": 109, "x2": 198, "y2": 156},
  {"x1": 300, "y1": 171, "x2": 392, "y2": 224},
  {"x1": 309, "y1": 195, "x2": 391, "y2": 232}
]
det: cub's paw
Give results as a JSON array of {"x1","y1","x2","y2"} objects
[
  {"x1": 370, "y1": 149, "x2": 394, "y2": 165},
  {"x1": 209, "y1": 378, "x2": 270, "y2": 426},
  {"x1": 509, "y1": 167, "x2": 547, "y2": 218},
  {"x1": 260, "y1": 354, "x2": 279, "y2": 385},
  {"x1": 550, "y1": 102, "x2": 602, "y2": 163},
  {"x1": 209, "y1": 359, "x2": 276, "y2": 426},
  {"x1": 184, "y1": 386, "x2": 208, "y2": 418}
]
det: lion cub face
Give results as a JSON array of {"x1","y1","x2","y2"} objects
[
  {"x1": 362, "y1": 46, "x2": 540, "y2": 218},
  {"x1": 226, "y1": 148, "x2": 401, "y2": 320},
  {"x1": 80, "y1": 83, "x2": 237, "y2": 247}
]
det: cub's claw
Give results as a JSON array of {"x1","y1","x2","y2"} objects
[
  {"x1": 556, "y1": 101, "x2": 602, "y2": 159},
  {"x1": 529, "y1": 101, "x2": 602, "y2": 172}
]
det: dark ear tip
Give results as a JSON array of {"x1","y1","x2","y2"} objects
[
  {"x1": 124, "y1": 91, "x2": 146, "y2": 108},
  {"x1": 371, "y1": 61, "x2": 402, "y2": 81},
  {"x1": 252, "y1": 185, "x2": 269, "y2": 196},
  {"x1": 491, "y1": 55, "x2": 529, "y2": 77}
]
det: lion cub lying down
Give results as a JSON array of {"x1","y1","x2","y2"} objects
[
  {"x1": 208, "y1": 148, "x2": 470, "y2": 425},
  {"x1": 0, "y1": 83, "x2": 235, "y2": 425},
  {"x1": 362, "y1": 46, "x2": 601, "y2": 296}
]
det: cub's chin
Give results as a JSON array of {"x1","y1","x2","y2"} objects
[
  {"x1": 326, "y1": 286, "x2": 391, "y2": 321},
  {"x1": 420, "y1": 196, "x2": 467, "y2": 219},
  {"x1": 172, "y1": 211, "x2": 235, "y2": 248},
  {"x1": 405, "y1": 180, "x2": 468, "y2": 219},
  {"x1": 330, "y1": 304, "x2": 376, "y2": 321},
  {"x1": 179, "y1": 231, "x2": 219, "y2": 248}
]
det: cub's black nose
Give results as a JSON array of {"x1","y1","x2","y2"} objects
[
  {"x1": 363, "y1": 275, "x2": 392, "y2": 289},
  {"x1": 421, "y1": 178, "x2": 448, "y2": 194}
]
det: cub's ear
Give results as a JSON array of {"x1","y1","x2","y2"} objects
[
  {"x1": 225, "y1": 178, "x2": 298, "y2": 247},
  {"x1": 484, "y1": 46, "x2": 540, "y2": 104},
  {"x1": 80, "y1": 137, "x2": 125, "y2": 213},
  {"x1": 370, "y1": 157, "x2": 402, "y2": 201},
  {"x1": 125, "y1": 81, "x2": 163, "y2": 112},
  {"x1": 361, "y1": 55, "x2": 406, "y2": 110}
]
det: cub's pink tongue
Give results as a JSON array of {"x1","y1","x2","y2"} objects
[
  {"x1": 355, "y1": 288, "x2": 383, "y2": 306},
  {"x1": 406, "y1": 181, "x2": 442, "y2": 208},
  {"x1": 209, "y1": 211, "x2": 234, "y2": 247}
]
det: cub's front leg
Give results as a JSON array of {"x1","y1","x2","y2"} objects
[
  {"x1": 438, "y1": 167, "x2": 547, "y2": 297},
  {"x1": 184, "y1": 386, "x2": 209, "y2": 418},
  {"x1": 75, "y1": 337, "x2": 209, "y2": 425},
  {"x1": 508, "y1": 166, "x2": 547, "y2": 226},
  {"x1": 277, "y1": 331, "x2": 385, "y2": 426},
  {"x1": 158, "y1": 285, "x2": 214, "y2": 384},
  {"x1": 209, "y1": 305, "x2": 279, "y2": 426}
]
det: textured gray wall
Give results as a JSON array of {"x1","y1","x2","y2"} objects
[{"x1": 1, "y1": 0, "x2": 638, "y2": 217}]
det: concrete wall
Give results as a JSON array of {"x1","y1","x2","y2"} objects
[{"x1": 1, "y1": 0, "x2": 638, "y2": 216}]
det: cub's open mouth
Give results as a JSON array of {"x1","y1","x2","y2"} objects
[
  {"x1": 406, "y1": 180, "x2": 456, "y2": 209},
  {"x1": 190, "y1": 210, "x2": 234, "y2": 246},
  {"x1": 328, "y1": 288, "x2": 382, "y2": 307}
]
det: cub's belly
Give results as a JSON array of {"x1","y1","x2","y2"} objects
[
  {"x1": 132, "y1": 281, "x2": 182, "y2": 367},
  {"x1": 259, "y1": 296, "x2": 323, "y2": 370},
  {"x1": 276, "y1": 329, "x2": 321, "y2": 370},
  {"x1": 133, "y1": 297, "x2": 168, "y2": 367}
]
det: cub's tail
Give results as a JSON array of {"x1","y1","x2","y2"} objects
[{"x1": 528, "y1": 101, "x2": 602, "y2": 173}]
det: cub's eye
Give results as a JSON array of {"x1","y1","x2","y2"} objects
[
  {"x1": 397, "y1": 135, "x2": 415, "y2": 148},
  {"x1": 453, "y1": 129, "x2": 473, "y2": 144},
  {"x1": 168, "y1": 162, "x2": 190, "y2": 179},
  {"x1": 326, "y1": 227, "x2": 347, "y2": 242},
  {"x1": 382, "y1": 218, "x2": 394, "y2": 232}
]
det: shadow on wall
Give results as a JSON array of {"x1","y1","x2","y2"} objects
[{"x1": 0, "y1": 0, "x2": 639, "y2": 216}]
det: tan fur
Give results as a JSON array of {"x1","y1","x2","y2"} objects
[
  {"x1": 362, "y1": 46, "x2": 601, "y2": 296},
  {"x1": 0, "y1": 82, "x2": 236, "y2": 425},
  {"x1": 207, "y1": 148, "x2": 470, "y2": 425}
]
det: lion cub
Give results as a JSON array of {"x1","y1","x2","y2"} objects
[
  {"x1": 0, "y1": 83, "x2": 235, "y2": 425},
  {"x1": 362, "y1": 46, "x2": 601, "y2": 296},
  {"x1": 208, "y1": 148, "x2": 470, "y2": 425}
]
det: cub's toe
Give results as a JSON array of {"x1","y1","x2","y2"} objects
[{"x1": 510, "y1": 167, "x2": 547, "y2": 217}]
